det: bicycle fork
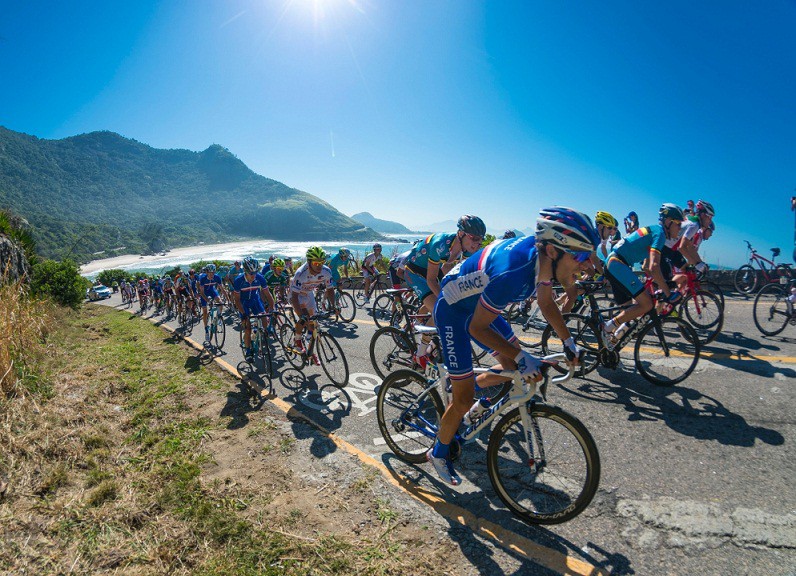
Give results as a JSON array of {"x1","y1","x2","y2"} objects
[{"x1": 520, "y1": 402, "x2": 546, "y2": 474}]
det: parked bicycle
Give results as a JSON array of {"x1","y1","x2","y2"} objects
[
  {"x1": 540, "y1": 281, "x2": 701, "y2": 386},
  {"x1": 753, "y1": 277, "x2": 796, "y2": 336},
  {"x1": 376, "y1": 349, "x2": 600, "y2": 525},
  {"x1": 278, "y1": 312, "x2": 349, "y2": 387},
  {"x1": 734, "y1": 241, "x2": 793, "y2": 294}
]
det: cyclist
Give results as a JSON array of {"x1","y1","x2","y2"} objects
[
  {"x1": 289, "y1": 246, "x2": 333, "y2": 359},
  {"x1": 197, "y1": 263, "x2": 225, "y2": 344},
  {"x1": 137, "y1": 278, "x2": 150, "y2": 310},
  {"x1": 594, "y1": 211, "x2": 620, "y2": 268},
  {"x1": 173, "y1": 270, "x2": 192, "y2": 316},
  {"x1": 388, "y1": 249, "x2": 412, "y2": 289},
  {"x1": 283, "y1": 257, "x2": 295, "y2": 277},
  {"x1": 233, "y1": 256, "x2": 275, "y2": 360},
  {"x1": 405, "y1": 215, "x2": 486, "y2": 329},
  {"x1": 502, "y1": 230, "x2": 516, "y2": 239},
  {"x1": 161, "y1": 274, "x2": 175, "y2": 310},
  {"x1": 668, "y1": 200, "x2": 714, "y2": 292},
  {"x1": 327, "y1": 247, "x2": 354, "y2": 287},
  {"x1": 601, "y1": 203, "x2": 684, "y2": 344},
  {"x1": 225, "y1": 260, "x2": 244, "y2": 297},
  {"x1": 264, "y1": 257, "x2": 290, "y2": 306},
  {"x1": 361, "y1": 244, "x2": 383, "y2": 303},
  {"x1": 427, "y1": 207, "x2": 598, "y2": 485}
]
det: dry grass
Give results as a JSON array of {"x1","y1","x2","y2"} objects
[{"x1": 0, "y1": 278, "x2": 55, "y2": 399}]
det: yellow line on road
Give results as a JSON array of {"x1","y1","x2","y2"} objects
[{"x1": 151, "y1": 318, "x2": 604, "y2": 575}]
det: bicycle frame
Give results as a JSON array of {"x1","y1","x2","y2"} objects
[{"x1": 745, "y1": 241, "x2": 779, "y2": 280}]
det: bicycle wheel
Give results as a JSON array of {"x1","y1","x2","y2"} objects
[
  {"x1": 502, "y1": 303, "x2": 521, "y2": 321},
  {"x1": 317, "y1": 332, "x2": 349, "y2": 388},
  {"x1": 487, "y1": 403, "x2": 600, "y2": 525},
  {"x1": 370, "y1": 326, "x2": 417, "y2": 379},
  {"x1": 681, "y1": 289, "x2": 724, "y2": 344},
  {"x1": 634, "y1": 317, "x2": 700, "y2": 386},
  {"x1": 278, "y1": 324, "x2": 306, "y2": 369},
  {"x1": 701, "y1": 280, "x2": 725, "y2": 309},
  {"x1": 211, "y1": 311, "x2": 226, "y2": 349},
  {"x1": 353, "y1": 284, "x2": 367, "y2": 306},
  {"x1": 775, "y1": 264, "x2": 793, "y2": 283},
  {"x1": 540, "y1": 314, "x2": 600, "y2": 376},
  {"x1": 372, "y1": 294, "x2": 394, "y2": 328},
  {"x1": 517, "y1": 304, "x2": 547, "y2": 349},
  {"x1": 376, "y1": 369, "x2": 444, "y2": 464},
  {"x1": 753, "y1": 284, "x2": 791, "y2": 336},
  {"x1": 734, "y1": 265, "x2": 758, "y2": 294},
  {"x1": 335, "y1": 291, "x2": 357, "y2": 323},
  {"x1": 257, "y1": 333, "x2": 273, "y2": 378}
]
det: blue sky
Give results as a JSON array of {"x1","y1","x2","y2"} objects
[{"x1": 1, "y1": 0, "x2": 794, "y2": 267}]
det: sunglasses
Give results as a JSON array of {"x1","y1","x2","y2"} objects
[
  {"x1": 464, "y1": 233, "x2": 483, "y2": 243},
  {"x1": 562, "y1": 248, "x2": 593, "y2": 262},
  {"x1": 309, "y1": 260, "x2": 325, "y2": 265}
]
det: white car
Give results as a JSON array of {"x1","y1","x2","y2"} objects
[{"x1": 87, "y1": 284, "x2": 112, "y2": 301}]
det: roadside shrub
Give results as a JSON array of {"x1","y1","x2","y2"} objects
[
  {"x1": 31, "y1": 259, "x2": 88, "y2": 309},
  {"x1": 96, "y1": 268, "x2": 129, "y2": 286}
]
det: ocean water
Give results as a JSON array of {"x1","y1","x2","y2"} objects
[{"x1": 82, "y1": 234, "x2": 427, "y2": 278}]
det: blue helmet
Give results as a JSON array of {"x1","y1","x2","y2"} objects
[
  {"x1": 242, "y1": 256, "x2": 259, "y2": 273},
  {"x1": 535, "y1": 207, "x2": 599, "y2": 252},
  {"x1": 206, "y1": 264, "x2": 216, "y2": 273}
]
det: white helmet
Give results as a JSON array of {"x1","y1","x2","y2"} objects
[{"x1": 535, "y1": 207, "x2": 599, "y2": 252}]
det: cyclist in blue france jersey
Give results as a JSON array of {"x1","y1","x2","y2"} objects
[
  {"x1": 427, "y1": 207, "x2": 598, "y2": 485},
  {"x1": 197, "y1": 264, "x2": 225, "y2": 344},
  {"x1": 233, "y1": 257, "x2": 275, "y2": 360},
  {"x1": 327, "y1": 248, "x2": 354, "y2": 288},
  {"x1": 405, "y1": 215, "x2": 486, "y2": 328},
  {"x1": 601, "y1": 203, "x2": 684, "y2": 344}
]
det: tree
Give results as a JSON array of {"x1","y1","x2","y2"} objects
[{"x1": 31, "y1": 259, "x2": 88, "y2": 309}]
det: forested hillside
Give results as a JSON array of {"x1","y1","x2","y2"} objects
[{"x1": 0, "y1": 127, "x2": 381, "y2": 262}]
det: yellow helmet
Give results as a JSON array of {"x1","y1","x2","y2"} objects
[{"x1": 595, "y1": 211, "x2": 618, "y2": 228}]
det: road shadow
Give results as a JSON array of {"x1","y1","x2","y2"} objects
[
  {"x1": 378, "y1": 452, "x2": 632, "y2": 575},
  {"x1": 219, "y1": 380, "x2": 266, "y2": 430},
  {"x1": 557, "y1": 372, "x2": 784, "y2": 448}
]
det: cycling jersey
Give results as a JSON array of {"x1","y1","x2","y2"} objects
[
  {"x1": 162, "y1": 278, "x2": 174, "y2": 291},
  {"x1": 263, "y1": 269, "x2": 289, "y2": 290},
  {"x1": 327, "y1": 254, "x2": 353, "y2": 284},
  {"x1": 197, "y1": 273, "x2": 223, "y2": 305},
  {"x1": 226, "y1": 266, "x2": 243, "y2": 284},
  {"x1": 610, "y1": 225, "x2": 666, "y2": 266},
  {"x1": 152, "y1": 281, "x2": 164, "y2": 295},
  {"x1": 434, "y1": 236, "x2": 536, "y2": 379},
  {"x1": 389, "y1": 250, "x2": 411, "y2": 271},
  {"x1": 406, "y1": 233, "x2": 460, "y2": 276},
  {"x1": 290, "y1": 263, "x2": 332, "y2": 295}
]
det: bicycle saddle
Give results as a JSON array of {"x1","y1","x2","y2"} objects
[{"x1": 771, "y1": 248, "x2": 781, "y2": 257}]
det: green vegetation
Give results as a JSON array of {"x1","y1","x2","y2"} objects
[
  {"x1": 0, "y1": 127, "x2": 383, "y2": 263},
  {"x1": 31, "y1": 259, "x2": 89, "y2": 309},
  {"x1": 0, "y1": 304, "x2": 459, "y2": 574}
]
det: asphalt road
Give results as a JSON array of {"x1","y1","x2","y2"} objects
[{"x1": 95, "y1": 291, "x2": 796, "y2": 575}]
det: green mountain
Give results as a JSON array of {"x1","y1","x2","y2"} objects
[
  {"x1": 0, "y1": 127, "x2": 382, "y2": 262},
  {"x1": 351, "y1": 212, "x2": 414, "y2": 234}
]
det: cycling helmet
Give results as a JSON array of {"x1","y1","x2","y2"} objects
[
  {"x1": 695, "y1": 199, "x2": 715, "y2": 217},
  {"x1": 659, "y1": 203, "x2": 684, "y2": 222},
  {"x1": 189, "y1": 268, "x2": 195, "y2": 274},
  {"x1": 242, "y1": 256, "x2": 259, "y2": 273},
  {"x1": 626, "y1": 211, "x2": 638, "y2": 220},
  {"x1": 306, "y1": 246, "x2": 327, "y2": 261},
  {"x1": 272, "y1": 258, "x2": 285, "y2": 268},
  {"x1": 373, "y1": 243, "x2": 382, "y2": 250},
  {"x1": 595, "y1": 211, "x2": 618, "y2": 228},
  {"x1": 457, "y1": 214, "x2": 487, "y2": 237},
  {"x1": 502, "y1": 229, "x2": 516, "y2": 239},
  {"x1": 535, "y1": 207, "x2": 599, "y2": 252},
  {"x1": 206, "y1": 264, "x2": 216, "y2": 273},
  {"x1": 233, "y1": 260, "x2": 241, "y2": 266},
  {"x1": 338, "y1": 247, "x2": 351, "y2": 258}
]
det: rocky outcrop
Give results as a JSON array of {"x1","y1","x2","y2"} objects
[{"x1": 0, "y1": 235, "x2": 31, "y2": 283}]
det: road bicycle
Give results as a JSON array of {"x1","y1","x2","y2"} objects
[
  {"x1": 314, "y1": 285, "x2": 356, "y2": 323},
  {"x1": 238, "y1": 312, "x2": 273, "y2": 377},
  {"x1": 753, "y1": 278, "x2": 796, "y2": 336},
  {"x1": 278, "y1": 312, "x2": 350, "y2": 388},
  {"x1": 354, "y1": 272, "x2": 389, "y2": 307},
  {"x1": 369, "y1": 293, "x2": 488, "y2": 379},
  {"x1": 203, "y1": 300, "x2": 226, "y2": 349},
  {"x1": 372, "y1": 287, "x2": 422, "y2": 329},
  {"x1": 540, "y1": 281, "x2": 701, "y2": 386},
  {"x1": 376, "y1": 350, "x2": 600, "y2": 525},
  {"x1": 734, "y1": 241, "x2": 793, "y2": 294}
]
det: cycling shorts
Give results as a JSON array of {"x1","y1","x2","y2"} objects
[
  {"x1": 362, "y1": 268, "x2": 377, "y2": 279},
  {"x1": 389, "y1": 267, "x2": 401, "y2": 289},
  {"x1": 405, "y1": 270, "x2": 433, "y2": 303},
  {"x1": 239, "y1": 298, "x2": 265, "y2": 320},
  {"x1": 292, "y1": 292, "x2": 318, "y2": 316},
  {"x1": 433, "y1": 297, "x2": 516, "y2": 380},
  {"x1": 605, "y1": 256, "x2": 644, "y2": 305},
  {"x1": 199, "y1": 288, "x2": 219, "y2": 307}
]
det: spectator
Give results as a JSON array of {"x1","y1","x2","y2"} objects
[
  {"x1": 624, "y1": 211, "x2": 639, "y2": 235},
  {"x1": 683, "y1": 199, "x2": 695, "y2": 217}
]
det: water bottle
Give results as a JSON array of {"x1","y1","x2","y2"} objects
[{"x1": 466, "y1": 397, "x2": 491, "y2": 425}]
